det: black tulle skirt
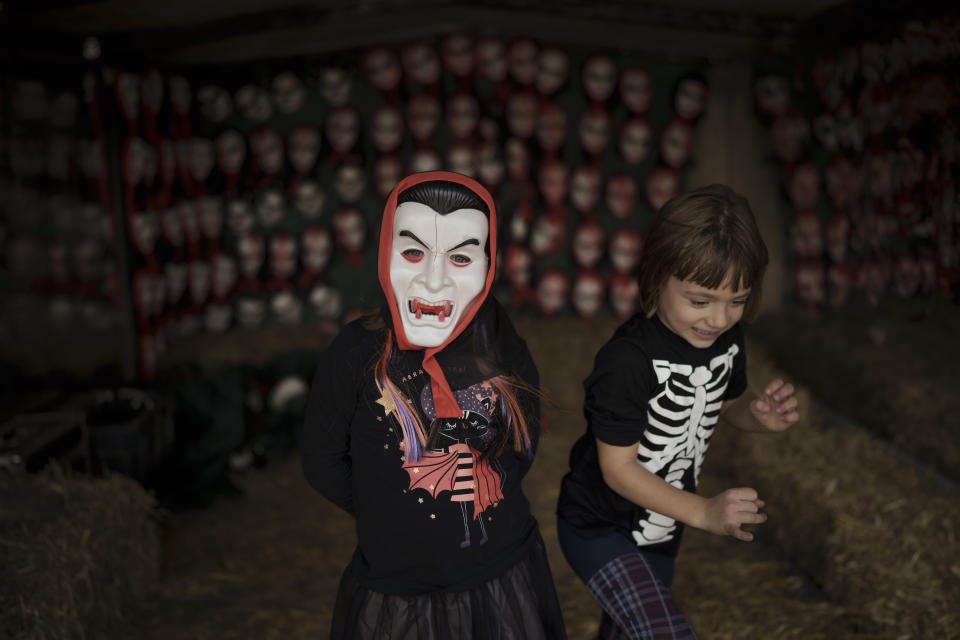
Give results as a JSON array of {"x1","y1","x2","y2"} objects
[{"x1": 330, "y1": 533, "x2": 567, "y2": 640}]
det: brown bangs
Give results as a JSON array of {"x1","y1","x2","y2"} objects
[
  {"x1": 673, "y1": 238, "x2": 762, "y2": 293},
  {"x1": 637, "y1": 184, "x2": 769, "y2": 321}
]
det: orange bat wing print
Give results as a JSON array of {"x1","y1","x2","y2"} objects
[{"x1": 402, "y1": 449, "x2": 460, "y2": 498}]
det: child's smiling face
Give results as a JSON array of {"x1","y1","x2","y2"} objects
[{"x1": 656, "y1": 271, "x2": 751, "y2": 348}]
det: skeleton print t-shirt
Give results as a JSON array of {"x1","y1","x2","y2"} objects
[{"x1": 557, "y1": 311, "x2": 746, "y2": 557}]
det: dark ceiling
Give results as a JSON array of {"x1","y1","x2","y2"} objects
[{"x1": 1, "y1": 0, "x2": 850, "y2": 66}]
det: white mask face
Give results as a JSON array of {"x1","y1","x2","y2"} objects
[
  {"x1": 606, "y1": 174, "x2": 636, "y2": 218},
  {"x1": 269, "y1": 235, "x2": 297, "y2": 280},
  {"x1": 573, "y1": 272, "x2": 605, "y2": 318},
  {"x1": 508, "y1": 39, "x2": 538, "y2": 86},
  {"x1": 227, "y1": 198, "x2": 255, "y2": 236},
  {"x1": 319, "y1": 67, "x2": 353, "y2": 107},
  {"x1": 536, "y1": 104, "x2": 567, "y2": 153},
  {"x1": 251, "y1": 128, "x2": 284, "y2": 175},
  {"x1": 216, "y1": 130, "x2": 246, "y2": 176},
  {"x1": 619, "y1": 117, "x2": 652, "y2": 165},
  {"x1": 333, "y1": 208, "x2": 366, "y2": 252},
  {"x1": 661, "y1": 119, "x2": 693, "y2": 168},
  {"x1": 257, "y1": 189, "x2": 286, "y2": 228},
  {"x1": 212, "y1": 254, "x2": 237, "y2": 299},
  {"x1": 446, "y1": 94, "x2": 479, "y2": 140},
  {"x1": 573, "y1": 224, "x2": 604, "y2": 268},
  {"x1": 371, "y1": 106, "x2": 404, "y2": 153},
  {"x1": 335, "y1": 164, "x2": 366, "y2": 203},
  {"x1": 582, "y1": 55, "x2": 616, "y2": 103},
  {"x1": 308, "y1": 283, "x2": 343, "y2": 319},
  {"x1": 475, "y1": 143, "x2": 504, "y2": 188},
  {"x1": 409, "y1": 149, "x2": 441, "y2": 173},
  {"x1": 235, "y1": 84, "x2": 272, "y2": 122},
  {"x1": 476, "y1": 38, "x2": 507, "y2": 82},
  {"x1": 609, "y1": 274, "x2": 639, "y2": 319},
  {"x1": 446, "y1": 143, "x2": 475, "y2": 178},
  {"x1": 505, "y1": 137, "x2": 530, "y2": 180},
  {"x1": 609, "y1": 229, "x2": 642, "y2": 274},
  {"x1": 442, "y1": 33, "x2": 475, "y2": 77},
  {"x1": 674, "y1": 77, "x2": 706, "y2": 120},
  {"x1": 389, "y1": 201, "x2": 488, "y2": 348},
  {"x1": 189, "y1": 138, "x2": 214, "y2": 183},
  {"x1": 294, "y1": 179, "x2": 326, "y2": 219},
  {"x1": 620, "y1": 66, "x2": 653, "y2": 114},
  {"x1": 288, "y1": 127, "x2": 320, "y2": 173},
  {"x1": 579, "y1": 107, "x2": 611, "y2": 156},
  {"x1": 538, "y1": 162, "x2": 568, "y2": 207},
  {"x1": 271, "y1": 72, "x2": 305, "y2": 114},
  {"x1": 362, "y1": 47, "x2": 401, "y2": 93},
  {"x1": 506, "y1": 91, "x2": 538, "y2": 139},
  {"x1": 646, "y1": 167, "x2": 679, "y2": 212},
  {"x1": 505, "y1": 246, "x2": 532, "y2": 289},
  {"x1": 536, "y1": 271, "x2": 568, "y2": 315},
  {"x1": 198, "y1": 85, "x2": 232, "y2": 123},
  {"x1": 402, "y1": 42, "x2": 441, "y2": 86},
  {"x1": 326, "y1": 107, "x2": 359, "y2": 153},
  {"x1": 302, "y1": 227, "x2": 332, "y2": 272},
  {"x1": 407, "y1": 95, "x2": 441, "y2": 142},
  {"x1": 374, "y1": 155, "x2": 403, "y2": 198},
  {"x1": 536, "y1": 48, "x2": 569, "y2": 96},
  {"x1": 570, "y1": 166, "x2": 601, "y2": 213}
]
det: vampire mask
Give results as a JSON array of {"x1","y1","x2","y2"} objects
[{"x1": 381, "y1": 173, "x2": 492, "y2": 349}]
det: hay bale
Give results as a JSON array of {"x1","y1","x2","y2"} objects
[
  {"x1": 750, "y1": 301, "x2": 960, "y2": 485},
  {"x1": 675, "y1": 461, "x2": 886, "y2": 639},
  {"x1": 0, "y1": 465, "x2": 161, "y2": 640},
  {"x1": 707, "y1": 342, "x2": 960, "y2": 639}
]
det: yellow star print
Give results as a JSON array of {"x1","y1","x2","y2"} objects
[{"x1": 375, "y1": 391, "x2": 397, "y2": 417}]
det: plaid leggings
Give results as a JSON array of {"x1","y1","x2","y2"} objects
[
  {"x1": 557, "y1": 519, "x2": 695, "y2": 640},
  {"x1": 586, "y1": 552, "x2": 695, "y2": 640}
]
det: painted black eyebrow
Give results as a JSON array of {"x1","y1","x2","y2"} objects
[
  {"x1": 446, "y1": 238, "x2": 480, "y2": 252},
  {"x1": 398, "y1": 230, "x2": 480, "y2": 253},
  {"x1": 398, "y1": 230, "x2": 429, "y2": 248}
]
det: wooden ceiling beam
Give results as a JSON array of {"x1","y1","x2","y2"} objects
[{"x1": 157, "y1": 5, "x2": 779, "y2": 66}]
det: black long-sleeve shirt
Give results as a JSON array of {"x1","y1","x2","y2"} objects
[{"x1": 301, "y1": 297, "x2": 543, "y2": 594}]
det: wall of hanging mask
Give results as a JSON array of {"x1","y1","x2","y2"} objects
[
  {"x1": 752, "y1": 14, "x2": 959, "y2": 313},
  {"x1": 3, "y1": 33, "x2": 714, "y2": 378},
  {"x1": 2, "y1": 72, "x2": 121, "y2": 346}
]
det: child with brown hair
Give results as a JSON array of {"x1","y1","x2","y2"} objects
[{"x1": 557, "y1": 183, "x2": 800, "y2": 639}]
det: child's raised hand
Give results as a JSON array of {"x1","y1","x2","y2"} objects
[
  {"x1": 700, "y1": 487, "x2": 766, "y2": 542},
  {"x1": 749, "y1": 379, "x2": 799, "y2": 432}
]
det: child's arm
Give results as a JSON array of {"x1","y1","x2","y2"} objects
[
  {"x1": 721, "y1": 378, "x2": 799, "y2": 433},
  {"x1": 597, "y1": 439, "x2": 767, "y2": 541},
  {"x1": 300, "y1": 328, "x2": 363, "y2": 515}
]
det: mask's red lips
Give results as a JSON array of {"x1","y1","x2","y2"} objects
[{"x1": 409, "y1": 298, "x2": 453, "y2": 322}]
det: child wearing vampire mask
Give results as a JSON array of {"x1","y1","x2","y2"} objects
[{"x1": 302, "y1": 171, "x2": 567, "y2": 640}]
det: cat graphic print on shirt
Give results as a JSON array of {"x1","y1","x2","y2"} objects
[{"x1": 400, "y1": 379, "x2": 505, "y2": 548}]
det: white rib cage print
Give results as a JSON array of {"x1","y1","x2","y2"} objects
[{"x1": 631, "y1": 343, "x2": 739, "y2": 547}]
